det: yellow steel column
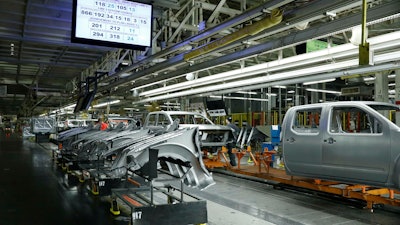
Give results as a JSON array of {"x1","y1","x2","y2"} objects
[{"x1": 359, "y1": 0, "x2": 370, "y2": 65}]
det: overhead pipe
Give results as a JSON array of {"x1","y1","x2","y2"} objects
[{"x1": 184, "y1": 9, "x2": 283, "y2": 61}]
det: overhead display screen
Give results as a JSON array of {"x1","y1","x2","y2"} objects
[{"x1": 72, "y1": 0, "x2": 152, "y2": 50}]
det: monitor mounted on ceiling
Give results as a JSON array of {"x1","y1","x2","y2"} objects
[{"x1": 71, "y1": 0, "x2": 153, "y2": 50}]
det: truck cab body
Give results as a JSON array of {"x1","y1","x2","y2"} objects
[{"x1": 282, "y1": 101, "x2": 400, "y2": 189}]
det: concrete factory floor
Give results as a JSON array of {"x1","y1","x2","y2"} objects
[{"x1": 0, "y1": 131, "x2": 399, "y2": 225}]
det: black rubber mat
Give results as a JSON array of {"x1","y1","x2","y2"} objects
[{"x1": 0, "y1": 132, "x2": 128, "y2": 225}]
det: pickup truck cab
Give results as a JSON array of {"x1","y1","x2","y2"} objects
[
  {"x1": 282, "y1": 101, "x2": 400, "y2": 189},
  {"x1": 144, "y1": 111, "x2": 233, "y2": 149}
]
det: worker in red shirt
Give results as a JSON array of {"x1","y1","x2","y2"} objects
[{"x1": 97, "y1": 118, "x2": 108, "y2": 131}]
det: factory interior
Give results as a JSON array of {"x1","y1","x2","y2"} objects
[{"x1": 1, "y1": 0, "x2": 400, "y2": 224}]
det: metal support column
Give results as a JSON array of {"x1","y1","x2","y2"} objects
[
  {"x1": 375, "y1": 72, "x2": 389, "y2": 103},
  {"x1": 359, "y1": 0, "x2": 370, "y2": 65},
  {"x1": 395, "y1": 70, "x2": 400, "y2": 126}
]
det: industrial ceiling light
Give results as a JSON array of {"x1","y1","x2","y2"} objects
[
  {"x1": 211, "y1": 63, "x2": 400, "y2": 100},
  {"x1": 93, "y1": 100, "x2": 121, "y2": 108},
  {"x1": 164, "y1": 102, "x2": 180, "y2": 106},
  {"x1": 136, "y1": 58, "x2": 400, "y2": 104},
  {"x1": 139, "y1": 30, "x2": 400, "y2": 98},
  {"x1": 10, "y1": 43, "x2": 14, "y2": 56},
  {"x1": 123, "y1": 107, "x2": 140, "y2": 111},
  {"x1": 363, "y1": 77, "x2": 375, "y2": 82},
  {"x1": 305, "y1": 88, "x2": 341, "y2": 95},
  {"x1": 64, "y1": 103, "x2": 76, "y2": 109},
  {"x1": 120, "y1": 72, "x2": 131, "y2": 78},
  {"x1": 362, "y1": 73, "x2": 396, "y2": 82},
  {"x1": 210, "y1": 95, "x2": 268, "y2": 102},
  {"x1": 303, "y1": 78, "x2": 336, "y2": 85},
  {"x1": 236, "y1": 91, "x2": 258, "y2": 95},
  {"x1": 236, "y1": 91, "x2": 277, "y2": 96}
]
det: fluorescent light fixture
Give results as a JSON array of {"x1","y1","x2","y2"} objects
[
  {"x1": 235, "y1": 90, "x2": 277, "y2": 96},
  {"x1": 363, "y1": 77, "x2": 375, "y2": 81},
  {"x1": 363, "y1": 73, "x2": 396, "y2": 82},
  {"x1": 138, "y1": 31, "x2": 400, "y2": 98},
  {"x1": 93, "y1": 100, "x2": 121, "y2": 108},
  {"x1": 160, "y1": 105, "x2": 180, "y2": 109},
  {"x1": 236, "y1": 91, "x2": 258, "y2": 95},
  {"x1": 133, "y1": 31, "x2": 400, "y2": 103},
  {"x1": 50, "y1": 109, "x2": 59, "y2": 114},
  {"x1": 136, "y1": 59, "x2": 399, "y2": 103},
  {"x1": 305, "y1": 88, "x2": 341, "y2": 95},
  {"x1": 303, "y1": 78, "x2": 335, "y2": 85},
  {"x1": 287, "y1": 90, "x2": 295, "y2": 94},
  {"x1": 64, "y1": 104, "x2": 76, "y2": 109},
  {"x1": 210, "y1": 95, "x2": 268, "y2": 102},
  {"x1": 49, "y1": 106, "x2": 75, "y2": 116},
  {"x1": 120, "y1": 73, "x2": 131, "y2": 78},
  {"x1": 164, "y1": 102, "x2": 181, "y2": 106}
]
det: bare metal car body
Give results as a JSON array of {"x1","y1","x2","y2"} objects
[
  {"x1": 144, "y1": 111, "x2": 233, "y2": 148},
  {"x1": 109, "y1": 127, "x2": 215, "y2": 190},
  {"x1": 57, "y1": 119, "x2": 215, "y2": 190},
  {"x1": 282, "y1": 101, "x2": 400, "y2": 189}
]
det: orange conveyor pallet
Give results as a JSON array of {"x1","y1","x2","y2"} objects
[{"x1": 209, "y1": 148, "x2": 400, "y2": 211}]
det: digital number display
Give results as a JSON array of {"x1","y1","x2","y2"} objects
[{"x1": 72, "y1": 0, "x2": 152, "y2": 50}]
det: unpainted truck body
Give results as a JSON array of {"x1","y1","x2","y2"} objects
[{"x1": 282, "y1": 101, "x2": 400, "y2": 190}]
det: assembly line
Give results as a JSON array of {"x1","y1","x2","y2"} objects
[
  {"x1": 45, "y1": 101, "x2": 400, "y2": 223},
  {"x1": 2, "y1": 0, "x2": 400, "y2": 224},
  {"x1": 1, "y1": 128, "x2": 400, "y2": 225}
]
